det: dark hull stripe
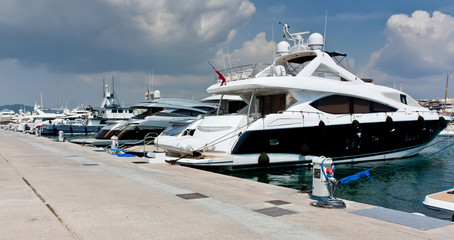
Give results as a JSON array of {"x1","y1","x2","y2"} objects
[
  {"x1": 40, "y1": 125, "x2": 103, "y2": 135},
  {"x1": 231, "y1": 118, "x2": 446, "y2": 160}
]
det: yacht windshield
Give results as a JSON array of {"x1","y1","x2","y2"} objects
[
  {"x1": 286, "y1": 55, "x2": 316, "y2": 76},
  {"x1": 132, "y1": 107, "x2": 164, "y2": 119}
]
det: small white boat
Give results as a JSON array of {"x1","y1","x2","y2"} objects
[
  {"x1": 0, "y1": 109, "x2": 15, "y2": 124},
  {"x1": 423, "y1": 188, "x2": 454, "y2": 220}
]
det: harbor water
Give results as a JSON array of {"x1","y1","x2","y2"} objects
[{"x1": 226, "y1": 136, "x2": 454, "y2": 220}]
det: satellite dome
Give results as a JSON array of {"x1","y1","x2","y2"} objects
[
  {"x1": 308, "y1": 33, "x2": 324, "y2": 50},
  {"x1": 154, "y1": 90, "x2": 161, "y2": 99},
  {"x1": 276, "y1": 41, "x2": 290, "y2": 57}
]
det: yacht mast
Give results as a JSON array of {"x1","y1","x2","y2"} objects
[
  {"x1": 40, "y1": 91, "x2": 44, "y2": 109},
  {"x1": 56, "y1": 69, "x2": 59, "y2": 109},
  {"x1": 443, "y1": 72, "x2": 449, "y2": 113}
]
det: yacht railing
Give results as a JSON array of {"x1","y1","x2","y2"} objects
[{"x1": 215, "y1": 63, "x2": 271, "y2": 83}]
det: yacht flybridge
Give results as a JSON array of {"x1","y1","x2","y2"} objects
[{"x1": 155, "y1": 24, "x2": 450, "y2": 170}]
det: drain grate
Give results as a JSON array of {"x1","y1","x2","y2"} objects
[
  {"x1": 265, "y1": 200, "x2": 290, "y2": 206},
  {"x1": 254, "y1": 207, "x2": 297, "y2": 217},
  {"x1": 176, "y1": 193, "x2": 209, "y2": 200},
  {"x1": 81, "y1": 163, "x2": 99, "y2": 166}
]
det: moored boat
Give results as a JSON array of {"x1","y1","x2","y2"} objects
[
  {"x1": 103, "y1": 93, "x2": 217, "y2": 140},
  {"x1": 40, "y1": 80, "x2": 133, "y2": 135},
  {"x1": 423, "y1": 188, "x2": 454, "y2": 221},
  {"x1": 156, "y1": 23, "x2": 450, "y2": 171},
  {"x1": 0, "y1": 109, "x2": 15, "y2": 124}
]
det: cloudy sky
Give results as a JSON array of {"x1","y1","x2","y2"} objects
[{"x1": 1, "y1": 0, "x2": 454, "y2": 109}]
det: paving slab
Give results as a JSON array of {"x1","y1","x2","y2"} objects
[{"x1": 1, "y1": 130, "x2": 453, "y2": 240}]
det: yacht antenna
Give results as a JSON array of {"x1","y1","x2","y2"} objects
[
  {"x1": 112, "y1": 75, "x2": 115, "y2": 98},
  {"x1": 151, "y1": 68, "x2": 154, "y2": 91},
  {"x1": 280, "y1": 22, "x2": 308, "y2": 46},
  {"x1": 271, "y1": 24, "x2": 276, "y2": 59},
  {"x1": 40, "y1": 91, "x2": 44, "y2": 110},
  {"x1": 443, "y1": 72, "x2": 449, "y2": 113},
  {"x1": 145, "y1": 72, "x2": 148, "y2": 93},
  {"x1": 56, "y1": 69, "x2": 59, "y2": 109},
  {"x1": 280, "y1": 22, "x2": 290, "y2": 40},
  {"x1": 323, "y1": 10, "x2": 328, "y2": 52},
  {"x1": 221, "y1": 49, "x2": 226, "y2": 69},
  {"x1": 226, "y1": 46, "x2": 232, "y2": 69}
]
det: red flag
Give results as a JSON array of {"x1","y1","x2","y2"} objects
[
  {"x1": 208, "y1": 61, "x2": 226, "y2": 86},
  {"x1": 213, "y1": 66, "x2": 226, "y2": 86}
]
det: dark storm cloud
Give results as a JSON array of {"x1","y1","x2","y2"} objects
[{"x1": 0, "y1": 0, "x2": 255, "y2": 74}]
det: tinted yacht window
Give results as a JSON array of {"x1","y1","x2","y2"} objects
[
  {"x1": 311, "y1": 95, "x2": 397, "y2": 114},
  {"x1": 173, "y1": 109, "x2": 202, "y2": 116},
  {"x1": 286, "y1": 55, "x2": 316, "y2": 76},
  {"x1": 258, "y1": 94, "x2": 287, "y2": 115},
  {"x1": 193, "y1": 106, "x2": 216, "y2": 112},
  {"x1": 400, "y1": 94, "x2": 407, "y2": 104},
  {"x1": 311, "y1": 95, "x2": 350, "y2": 114}
]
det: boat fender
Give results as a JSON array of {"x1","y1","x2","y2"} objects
[
  {"x1": 258, "y1": 152, "x2": 269, "y2": 165},
  {"x1": 417, "y1": 116, "x2": 426, "y2": 131},
  {"x1": 352, "y1": 120, "x2": 361, "y2": 138},
  {"x1": 319, "y1": 121, "x2": 327, "y2": 141},
  {"x1": 439, "y1": 116, "x2": 448, "y2": 129},
  {"x1": 385, "y1": 116, "x2": 395, "y2": 132}
]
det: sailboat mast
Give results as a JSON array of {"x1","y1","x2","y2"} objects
[
  {"x1": 40, "y1": 91, "x2": 43, "y2": 109},
  {"x1": 56, "y1": 69, "x2": 59, "y2": 109},
  {"x1": 443, "y1": 72, "x2": 449, "y2": 113}
]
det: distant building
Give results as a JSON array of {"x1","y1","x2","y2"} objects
[{"x1": 418, "y1": 97, "x2": 454, "y2": 113}]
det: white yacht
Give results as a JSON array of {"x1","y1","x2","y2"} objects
[
  {"x1": 0, "y1": 109, "x2": 15, "y2": 124},
  {"x1": 155, "y1": 23, "x2": 450, "y2": 170},
  {"x1": 40, "y1": 80, "x2": 134, "y2": 135},
  {"x1": 101, "y1": 91, "x2": 217, "y2": 140},
  {"x1": 13, "y1": 105, "x2": 64, "y2": 133}
]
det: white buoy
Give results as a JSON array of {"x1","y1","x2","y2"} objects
[
  {"x1": 58, "y1": 131, "x2": 65, "y2": 142},
  {"x1": 111, "y1": 135, "x2": 118, "y2": 149}
]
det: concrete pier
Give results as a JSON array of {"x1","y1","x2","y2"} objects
[{"x1": 1, "y1": 130, "x2": 453, "y2": 239}]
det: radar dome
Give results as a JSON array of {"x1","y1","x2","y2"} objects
[
  {"x1": 308, "y1": 33, "x2": 323, "y2": 50},
  {"x1": 154, "y1": 90, "x2": 161, "y2": 99},
  {"x1": 276, "y1": 41, "x2": 290, "y2": 57}
]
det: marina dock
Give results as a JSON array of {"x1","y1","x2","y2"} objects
[{"x1": 1, "y1": 130, "x2": 453, "y2": 239}]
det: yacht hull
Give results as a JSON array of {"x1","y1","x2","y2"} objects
[
  {"x1": 232, "y1": 118, "x2": 446, "y2": 158},
  {"x1": 40, "y1": 124, "x2": 103, "y2": 135},
  {"x1": 168, "y1": 117, "x2": 448, "y2": 170},
  {"x1": 176, "y1": 144, "x2": 428, "y2": 169}
]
